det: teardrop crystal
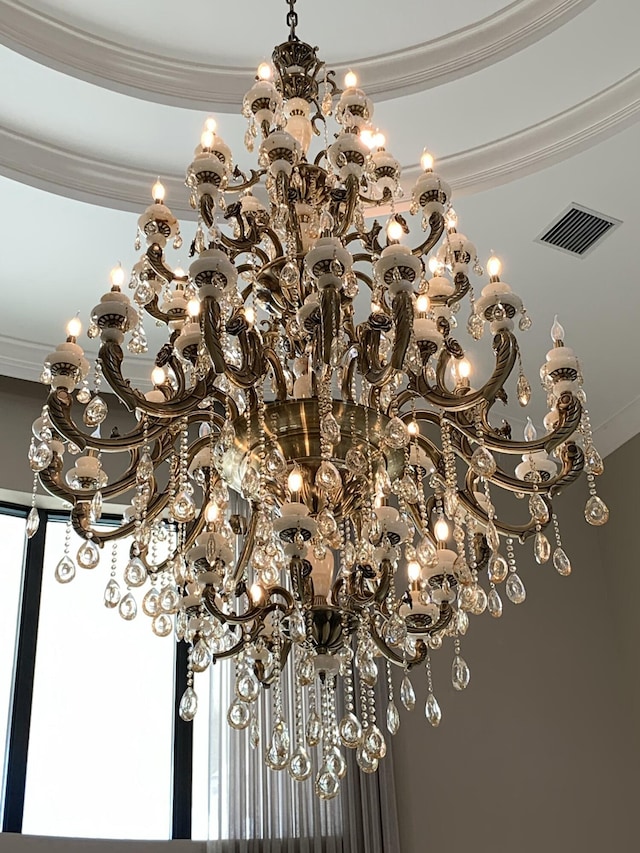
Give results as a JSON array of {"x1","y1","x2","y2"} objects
[
  {"x1": 118, "y1": 592, "x2": 137, "y2": 621},
  {"x1": 152, "y1": 612, "x2": 173, "y2": 637},
  {"x1": 355, "y1": 745, "x2": 379, "y2": 774},
  {"x1": 487, "y1": 587, "x2": 503, "y2": 618},
  {"x1": 265, "y1": 445, "x2": 287, "y2": 478},
  {"x1": 425, "y1": 692, "x2": 442, "y2": 727},
  {"x1": 288, "y1": 745, "x2": 312, "y2": 781},
  {"x1": 227, "y1": 698, "x2": 251, "y2": 730},
  {"x1": 179, "y1": 686, "x2": 198, "y2": 721},
  {"x1": 553, "y1": 546, "x2": 572, "y2": 576},
  {"x1": 54, "y1": 555, "x2": 76, "y2": 584},
  {"x1": 306, "y1": 709, "x2": 322, "y2": 747},
  {"x1": 339, "y1": 712, "x2": 363, "y2": 748},
  {"x1": 83, "y1": 395, "x2": 108, "y2": 427},
  {"x1": 416, "y1": 537, "x2": 437, "y2": 568},
  {"x1": 236, "y1": 671, "x2": 259, "y2": 702},
  {"x1": 488, "y1": 553, "x2": 508, "y2": 584},
  {"x1": 385, "y1": 416, "x2": 409, "y2": 449},
  {"x1": 171, "y1": 489, "x2": 196, "y2": 522},
  {"x1": 265, "y1": 721, "x2": 290, "y2": 770},
  {"x1": 345, "y1": 447, "x2": 367, "y2": 474},
  {"x1": 315, "y1": 766, "x2": 340, "y2": 799},
  {"x1": 103, "y1": 578, "x2": 121, "y2": 608},
  {"x1": 77, "y1": 539, "x2": 100, "y2": 569},
  {"x1": 451, "y1": 654, "x2": 470, "y2": 691},
  {"x1": 320, "y1": 413, "x2": 341, "y2": 445},
  {"x1": 386, "y1": 701, "x2": 400, "y2": 735},
  {"x1": 124, "y1": 557, "x2": 147, "y2": 587},
  {"x1": 288, "y1": 610, "x2": 306, "y2": 643},
  {"x1": 400, "y1": 675, "x2": 416, "y2": 711},
  {"x1": 485, "y1": 519, "x2": 500, "y2": 552},
  {"x1": 517, "y1": 373, "x2": 531, "y2": 407},
  {"x1": 534, "y1": 531, "x2": 551, "y2": 564},
  {"x1": 191, "y1": 638, "x2": 211, "y2": 672},
  {"x1": 470, "y1": 446, "x2": 497, "y2": 478},
  {"x1": 29, "y1": 441, "x2": 53, "y2": 472},
  {"x1": 505, "y1": 572, "x2": 526, "y2": 604},
  {"x1": 315, "y1": 460, "x2": 341, "y2": 493},
  {"x1": 467, "y1": 312, "x2": 484, "y2": 340},
  {"x1": 142, "y1": 586, "x2": 160, "y2": 616},
  {"x1": 585, "y1": 447, "x2": 604, "y2": 476},
  {"x1": 26, "y1": 507, "x2": 40, "y2": 538},
  {"x1": 529, "y1": 492, "x2": 549, "y2": 524},
  {"x1": 584, "y1": 495, "x2": 609, "y2": 526}
]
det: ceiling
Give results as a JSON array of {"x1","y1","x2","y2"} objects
[{"x1": 0, "y1": 0, "x2": 638, "y2": 457}]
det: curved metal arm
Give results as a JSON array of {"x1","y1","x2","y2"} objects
[
  {"x1": 391, "y1": 289, "x2": 413, "y2": 371},
  {"x1": 411, "y1": 211, "x2": 445, "y2": 258}
]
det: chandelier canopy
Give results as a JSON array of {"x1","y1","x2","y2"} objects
[{"x1": 27, "y1": 0, "x2": 609, "y2": 798}]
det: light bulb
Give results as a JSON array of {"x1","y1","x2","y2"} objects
[
  {"x1": 200, "y1": 129, "x2": 215, "y2": 150},
  {"x1": 486, "y1": 255, "x2": 502, "y2": 278},
  {"x1": 204, "y1": 116, "x2": 217, "y2": 133},
  {"x1": 204, "y1": 502, "x2": 219, "y2": 524},
  {"x1": 360, "y1": 128, "x2": 375, "y2": 149},
  {"x1": 173, "y1": 267, "x2": 185, "y2": 280},
  {"x1": 551, "y1": 314, "x2": 565, "y2": 343},
  {"x1": 407, "y1": 420, "x2": 419, "y2": 436},
  {"x1": 287, "y1": 467, "x2": 303, "y2": 493},
  {"x1": 66, "y1": 315, "x2": 82, "y2": 338},
  {"x1": 524, "y1": 417, "x2": 538, "y2": 442},
  {"x1": 434, "y1": 517, "x2": 449, "y2": 542},
  {"x1": 249, "y1": 582, "x2": 265, "y2": 604},
  {"x1": 445, "y1": 208, "x2": 458, "y2": 231},
  {"x1": 373, "y1": 132, "x2": 386, "y2": 149},
  {"x1": 428, "y1": 255, "x2": 441, "y2": 276},
  {"x1": 187, "y1": 298, "x2": 200, "y2": 318},
  {"x1": 257, "y1": 62, "x2": 272, "y2": 81},
  {"x1": 407, "y1": 560, "x2": 421, "y2": 582},
  {"x1": 151, "y1": 178, "x2": 165, "y2": 202},
  {"x1": 344, "y1": 70, "x2": 358, "y2": 89},
  {"x1": 371, "y1": 301, "x2": 382, "y2": 314},
  {"x1": 110, "y1": 263, "x2": 125, "y2": 288},
  {"x1": 151, "y1": 366, "x2": 166, "y2": 387},
  {"x1": 386, "y1": 218, "x2": 403, "y2": 242},
  {"x1": 244, "y1": 305, "x2": 256, "y2": 326},
  {"x1": 416, "y1": 294, "x2": 430, "y2": 313},
  {"x1": 457, "y1": 358, "x2": 471, "y2": 379},
  {"x1": 420, "y1": 149, "x2": 434, "y2": 171}
]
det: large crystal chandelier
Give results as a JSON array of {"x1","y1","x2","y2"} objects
[{"x1": 27, "y1": 1, "x2": 609, "y2": 798}]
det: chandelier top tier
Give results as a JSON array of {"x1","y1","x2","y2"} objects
[{"x1": 27, "y1": 0, "x2": 609, "y2": 799}]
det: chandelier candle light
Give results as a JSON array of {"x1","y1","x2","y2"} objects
[{"x1": 27, "y1": 1, "x2": 608, "y2": 798}]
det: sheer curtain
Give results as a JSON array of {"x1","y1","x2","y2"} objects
[{"x1": 205, "y1": 661, "x2": 400, "y2": 853}]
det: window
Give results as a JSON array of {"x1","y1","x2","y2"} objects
[{"x1": 21, "y1": 518, "x2": 175, "y2": 839}]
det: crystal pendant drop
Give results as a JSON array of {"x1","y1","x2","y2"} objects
[
  {"x1": 250, "y1": 717, "x2": 260, "y2": 750},
  {"x1": 297, "y1": 654, "x2": 314, "y2": 685},
  {"x1": 470, "y1": 446, "x2": 497, "y2": 478},
  {"x1": 288, "y1": 745, "x2": 312, "y2": 781},
  {"x1": 142, "y1": 586, "x2": 160, "y2": 616},
  {"x1": 77, "y1": 539, "x2": 100, "y2": 569},
  {"x1": 364, "y1": 725, "x2": 387, "y2": 759},
  {"x1": 118, "y1": 592, "x2": 137, "y2": 621},
  {"x1": 339, "y1": 712, "x2": 363, "y2": 748},
  {"x1": 315, "y1": 460, "x2": 341, "y2": 493},
  {"x1": 54, "y1": 555, "x2": 76, "y2": 584},
  {"x1": 517, "y1": 374, "x2": 532, "y2": 407},
  {"x1": 288, "y1": 610, "x2": 306, "y2": 643},
  {"x1": 320, "y1": 413, "x2": 341, "y2": 445},
  {"x1": 83, "y1": 395, "x2": 108, "y2": 426},
  {"x1": 553, "y1": 547, "x2": 572, "y2": 576},
  {"x1": 136, "y1": 452, "x2": 154, "y2": 483},
  {"x1": 487, "y1": 587, "x2": 503, "y2": 618},
  {"x1": 456, "y1": 608, "x2": 469, "y2": 635},
  {"x1": 488, "y1": 553, "x2": 508, "y2": 584},
  {"x1": 315, "y1": 766, "x2": 340, "y2": 799},
  {"x1": 29, "y1": 442, "x2": 53, "y2": 472},
  {"x1": 425, "y1": 692, "x2": 442, "y2": 727},
  {"x1": 326, "y1": 745, "x2": 347, "y2": 779},
  {"x1": 416, "y1": 537, "x2": 437, "y2": 567},
  {"x1": 385, "y1": 416, "x2": 409, "y2": 449},
  {"x1": 400, "y1": 675, "x2": 416, "y2": 711},
  {"x1": 171, "y1": 489, "x2": 196, "y2": 522},
  {"x1": 585, "y1": 447, "x2": 604, "y2": 476},
  {"x1": 356, "y1": 744, "x2": 379, "y2": 774},
  {"x1": 485, "y1": 519, "x2": 500, "y2": 552},
  {"x1": 265, "y1": 721, "x2": 290, "y2": 770},
  {"x1": 451, "y1": 654, "x2": 470, "y2": 691},
  {"x1": 306, "y1": 709, "x2": 322, "y2": 747},
  {"x1": 124, "y1": 557, "x2": 147, "y2": 587},
  {"x1": 26, "y1": 507, "x2": 40, "y2": 538},
  {"x1": 265, "y1": 445, "x2": 287, "y2": 478},
  {"x1": 358, "y1": 655, "x2": 378, "y2": 686},
  {"x1": 236, "y1": 671, "x2": 259, "y2": 702},
  {"x1": 383, "y1": 614, "x2": 407, "y2": 647},
  {"x1": 534, "y1": 531, "x2": 551, "y2": 564},
  {"x1": 227, "y1": 698, "x2": 251, "y2": 730},
  {"x1": 316, "y1": 507, "x2": 337, "y2": 538},
  {"x1": 152, "y1": 612, "x2": 173, "y2": 637},
  {"x1": 160, "y1": 586, "x2": 181, "y2": 613},
  {"x1": 90, "y1": 490, "x2": 103, "y2": 521},
  {"x1": 179, "y1": 686, "x2": 198, "y2": 721},
  {"x1": 386, "y1": 701, "x2": 400, "y2": 735},
  {"x1": 191, "y1": 638, "x2": 211, "y2": 672},
  {"x1": 345, "y1": 447, "x2": 367, "y2": 474},
  {"x1": 505, "y1": 573, "x2": 526, "y2": 604},
  {"x1": 103, "y1": 578, "x2": 121, "y2": 608},
  {"x1": 584, "y1": 495, "x2": 609, "y2": 526},
  {"x1": 529, "y1": 493, "x2": 549, "y2": 524},
  {"x1": 467, "y1": 313, "x2": 484, "y2": 340}
]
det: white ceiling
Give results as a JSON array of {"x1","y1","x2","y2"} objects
[{"x1": 0, "y1": 0, "x2": 638, "y2": 457}]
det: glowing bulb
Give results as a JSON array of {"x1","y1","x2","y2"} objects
[
  {"x1": 371, "y1": 301, "x2": 382, "y2": 314},
  {"x1": 287, "y1": 467, "x2": 303, "y2": 493},
  {"x1": 360, "y1": 128, "x2": 375, "y2": 149},
  {"x1": 407, "y1": 560, "x2": 421, "y2": 582},
  {"x1": 386, "y1": 218, "x2": 403, "y2": 242},
  {"x1": 151, "y1": 178, "x2": 165, "y2": 202},
  {"x1": 457, "y1": 358, "x2": 471, "y2": 379},
  {"x1": 173, "y1": 267, "x2": 185, "y2": 280},
  {"x1": 257, "y1": 62, "x2": 272, "y2": 81},
  {"x1": 204, "y1": 502, "x2": 219, "y2": 524},
  {"x1": 110, "y1": 263, "x2": 125, "y2": 288},
  {"x1": 151, "y1": 366, "x2": 166, "y2": 387},
  {"x1": 434, "y1": 517, "x2": 449, "y2": 542},
  {"x1": 204, "y1": 116, "x2": 217, "y2": 133},
  {"x1": 486, "y1": 255, "x2": 502, "y2": 278},
  {"x1": 373, "y1": 132, "x2": 386, "y2": 149},
  {"x1": 524, "y1": 417, "x2": 538, "y2": 442},
  {"x1": 416, "y1": 294, "x2": 430, "y2": 313},
  {"x1": 187, "y1": 298, "x2": 200, "y2": 318},
  {"x1": 200, "y1": 129, "x2": 214, "y2": 150},
  {"x1": 428, "y1": 255, "x2": 441, "y2": 276},
  {"x1": 66, "y1": 316, "x2": 82, "y2": 338},
  {"x1": 249, "y1": 582, "x2": 265, "y2": 604},
  {"x1": 407, "y1": 420, "x2": 419, "y2": 436},
  {"x1": 344, "y1": 70, "x2": 358, "y2": 89},
  {"x1": 445, "y1": 208, "x2": 458, "y2": 231},
  {"x1": 551, "y1": 314, "x2": 565, "y2": 343},
  {"x1": 420, "y1": 149, "x2": 434, "y2": 171},
  {"x1": 244, "y1": 305, "x2": 256, "y2": 326}
]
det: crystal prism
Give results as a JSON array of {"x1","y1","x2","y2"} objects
[
  {"x1": 315, "y1": 767, "x2": 340, "y2": 799},
  {"x1": 345, "y1": 447, "x2": 367, "y2": 474},
  {"x1": 386, "y1": 701, "x2": 400, "y2": 735},
  {"x1": 451, "y1": 654, "x2": 470, "y2": 691},
  {"x1": 26, "y1": 507, "x2": 40, "y2": 538},
  {"x1": 356, "y1": 744, "x2": 378, "y2": 774},
  {"x1": 191, "y1": 638, "x2": 211, "y2": 672},
  {"x1": 400, "y1": 675, "x2": 416, "y2": 711},
  {"x1": 118, "y1": 592, "x2": 137, "y2": 621},
  {"x1": 288, "y1": 746, "x2": 312, "y2": 781},
  {"x1": 505, "y1": 573, "x2": 526, "y2": 604},
  {"x1": 485, "y1": 519, "x2": 500, "y2": 552},
  {"x1": 103, "y1": 578, "x2": 121, "y2": 608},
  {"x1": 320, "y1": 413, "x2": 341, "y2": 445},
  {"x1": 529, "y1": 493, "x2": 549, "y2": 524},
  {"x1": 265, "y1": 721, "x2": 290, "y2": 770},
  {"x1": 488, "y1": 553, "x2": 508, "y2": 584},
  {"x1": 179, "y1": 686, "x2": 198, "y2": 721},
  {"x1": 425, "y1": 692, "x2": 442, "y2": 727},
  {"x1": 315, "y1": 460, "x2": 341, "y2": 492},
  {"x1": 487, "y1": 587, "x2": 503, "y2": 618},
  {"x1": 517, "y1": 373, "x2": 531, "y2": 407},
  {"x1": 29, "y1": 442, "x2": 53, "y2": 473},
  {"x1": 152, "y1": 613, "x2": 173, "y2": 637},
  {"x1": 585, "y1": 447, "x2": 604, "y2": 476},
  {"x1": 124, "y1": 557, "x2": 147, "y2": 587},
  {"x1": 90, "y1": 490, "x2": 103, "y2": 521},
  {"x1": 83, "y1": 395, "x2": 108, "y2": 427},
  {"x1": 54, "y1": 555, "x2": 76, "y2": 584},
  {"x1": 171, "y1": 489, "x2": 196, "y2": 522},
  {"x1": 470, "y1": 446, "x2": 497, "y2": 478},
  {"x1": 553, "y1": 547, "x2": 572, "y2": 576},
  {"x1": 339, "y1": 712, "x2": 363, "y2": 748},
  {"x1": 306, "y1": 709, "x2": 322, "y2": 746},
  {"x1": 227, "y1": 698, "x2": 251, "y2": 730},
  {"x1": 385, "y1": 416, "x2": 409, "y2": 449},
  {"x1": 534, "y1": 530, "x2": 551, "y2": 564},
  {"x1": 584, "y1": 495, "x2": 609, "y2": 526},
  {"x1": 77, "y1": 539, "x2": 100, "y2": 569}
]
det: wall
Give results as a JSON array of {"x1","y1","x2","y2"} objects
[
  {"x1": 392, "y1": 434, "x2": 638, "y2": 852},
  {"x1": 0, "y1": 377, "x2": 47, "y2": 498}
]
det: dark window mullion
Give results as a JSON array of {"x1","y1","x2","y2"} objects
[
  {"x1": 2, "y1": 509, "x2": 47, "y2": 833},
  {"x1": 172, "y1": 641, "x2": 193, "y2": 839}
]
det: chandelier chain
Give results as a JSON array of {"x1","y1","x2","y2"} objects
[{"x1": 286, "y1": 0, "x2": 298, "y2": 40}]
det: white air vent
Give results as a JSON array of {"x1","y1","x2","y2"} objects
[{"x1": 536, "y1": 204, "x2": 621, "y2": 257}]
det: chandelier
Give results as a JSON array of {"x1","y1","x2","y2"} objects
[{"x1": 26, "y1": 0, "x2": 609, "y2": 799}]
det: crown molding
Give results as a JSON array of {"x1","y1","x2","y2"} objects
[
  {"x1": 1, "y1": 69, "x2": 638, "y2": 216},
  {"x1": 0, "y1": 0, "x2": 594, "y2": 109}
]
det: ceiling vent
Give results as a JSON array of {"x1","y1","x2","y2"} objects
[{"x1": 536, "y1": 204, "x2": 621, "y2": 257}]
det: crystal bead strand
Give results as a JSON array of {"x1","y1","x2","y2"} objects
[
  {"x1": 551, "y1": 513, "x2": 572, "y2": 576},
  {"x1": 505, "y1": 537, "x2": 526, "y2": 604},
  {"x1": 288, "y1": 645, "x2": 312, "y2": 781},
  {"x1": 385, "y1": 660, "x2": 400, "y2": 734},
  {"x1": 424, "y1": 652, "x2": 441, "y2": 726},
  {"x1": 104, "y1": 541, "x2": 121, "y2": 608}
]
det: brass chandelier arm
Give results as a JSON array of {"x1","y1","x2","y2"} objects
[
  {"x1": 222, "y1": 326, "x2": 267, "y2": 389},
  {"x1": 357, "y1": 325, "x2": 394, "y2": 387},
  {"x1": 391, "y1": 290, "x2": 413, "y2": 371},
  {"x1": 146, "y1": 243, "x2": 179, "y2": 284},
  {"x1": 320, "y1": 285, "x2": 341, "y2": 364},
  {"x1": 264, "y1": 347, "x2": 288, "y2": 400},
  {"x1": 369, "y1": 621, "x2": 428, "y2": 670},
  {"x1": 69, "y1": 490, "x2": 171, "y2": 547},
  {"x1": 456, "y1": 486, "x2": 545, "y2": 542},
  {"x1": 411, "y1": 211, "x2": 445, "y2": 258},
  {"x1": 202, "y1": 585, "x2": 294, "y2": 626},
  {"x1": 333, "y1": 174, "x2": 360, "y2": 238},
  {"x1": 202, "y1": 296, "x2": 227, "y2": 374}
]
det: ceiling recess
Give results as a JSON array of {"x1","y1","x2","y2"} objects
[{"x1": 536, "y1": 204, "x2": 621, "y2": 257}]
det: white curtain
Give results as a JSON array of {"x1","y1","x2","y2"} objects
[{"x1": 204, "y1": 661, "x2": 400, "y2": 852}]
